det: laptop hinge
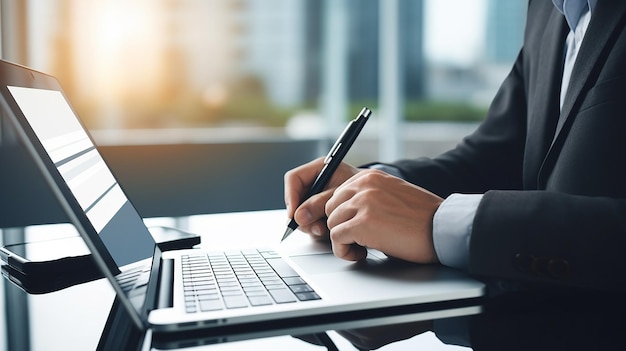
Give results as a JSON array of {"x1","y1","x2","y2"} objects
[{"x1": 156, "y1": 258, "x2": 174, "y2": 309}]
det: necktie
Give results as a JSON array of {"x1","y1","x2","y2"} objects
[{"x1": 555, "y1": 0, "x2": 593, "y2": 111}]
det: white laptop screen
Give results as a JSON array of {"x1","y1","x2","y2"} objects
[{"x1": 7, "y1": 86, "x2": 155, "y2": 267}]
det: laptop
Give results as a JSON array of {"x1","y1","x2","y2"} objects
[{"x1": 0, "y1": 59, "x2": 484, "y2": 334}]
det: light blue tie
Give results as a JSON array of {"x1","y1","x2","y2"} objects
[
  {"x1": 552, "y1": 0, "x2": 594, "y2": 110},
  {"x1": 558, "y1": 0, "x2": 589, "y2": 31}
]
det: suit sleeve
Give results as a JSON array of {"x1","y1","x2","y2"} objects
[
  {"x1": 388, "y1": 50, "x2": 626, "y2": 291},
  {"x1": 470, "y1": 190, "x2": 626, "y2": 291}
]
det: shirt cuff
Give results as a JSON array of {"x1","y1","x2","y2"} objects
[{"x1": 433, "y1": 193, "x2": 483, "y2": 270}]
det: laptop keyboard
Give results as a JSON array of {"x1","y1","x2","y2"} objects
[
  {"x1": 182, "y1": 249, "x2": 321, "y2": 313},
  {"x1": 117, "y1": 265, "x2": 151, "y2": 294}
]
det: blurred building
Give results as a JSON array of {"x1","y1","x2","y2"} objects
[
  {"x1": 427, "y1": 0, "x2": 527, "y2": 105},
  {"x1": 243, "y1": 0, "x2": 425, "y2": 106},
  {"x1": 484, "y1": 0, "x2": 527, "y2": 64},
  {"x1": 25, "y1": 0, "x2": 525, "y2": 128}
]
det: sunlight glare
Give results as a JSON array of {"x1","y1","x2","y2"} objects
[{"x1": 74, "y1": 0, "x2": 164, "y2": 102}]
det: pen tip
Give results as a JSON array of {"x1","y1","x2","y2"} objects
[{"x1": 280, "y1": 227, "x2": 294, "y2": 242}]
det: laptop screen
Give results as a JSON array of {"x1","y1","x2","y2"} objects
[{"x1": 7, "y1": 86, "x2": 155, "y2": 267}]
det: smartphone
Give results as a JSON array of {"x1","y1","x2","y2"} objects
[{"x1": 0, "y1": 236, "x2": 98, "y2": 277}]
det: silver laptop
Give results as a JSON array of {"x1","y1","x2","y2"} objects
[{"x1": 0, "y1": 60, "x2": 484, "y2": 334}]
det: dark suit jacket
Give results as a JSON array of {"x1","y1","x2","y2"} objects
[{"x1": 390, "y1": 0, "x2": 626, "y2": 291}]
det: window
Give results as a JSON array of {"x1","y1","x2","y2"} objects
[{"x1": 21, "y1": 0, "x2": 525, "y2": 160}]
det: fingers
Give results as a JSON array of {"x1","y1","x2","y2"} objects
[
  {"x1": 326, "y1": 187, "x2": 369, "y2": 261},
  {"x1": 284, "y1": 157, "x2": 334, "y2": 239},
  {"x1": 329, "y1": 210, "x2": 368, "y2": 261},
  {"x1": 296, "y1": 218, "x2": 330, "y2": 239},
  {"x1": 284, "y1": 159, "x2": 361, "y2": 239},
  {"x1": 324, "y1": 169, "x2": 382, "y2": 218},
  {"x1": 284, "y1": 157, "x2": 325, "y2": 217},
  {"x1": 332, "y1": 241, "x2": 368, "y2": 261},
  {"x1": 294, "y1": 189, "x2": 333, "y2": 238},
  {"x1": 294, "y1": 189, "x2": 330, "y2": 225}
]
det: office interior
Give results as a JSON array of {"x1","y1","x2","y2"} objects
[{"x1": 0, "y1": 1, "x2": 542, "y2": 350}]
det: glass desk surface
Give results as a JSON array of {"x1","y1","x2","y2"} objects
[{"x1": 1, "y1": 210, "x2": 624, "y2": 351}]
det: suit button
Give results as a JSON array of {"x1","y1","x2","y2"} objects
[{"x1": 547, "y1": 258, "x2": 571, "y2": 279}]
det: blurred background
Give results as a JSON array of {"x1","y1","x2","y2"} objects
[
  {"x1": 2, "y1": 0, "x2": 526, "y2": 162},
  {"x1": 0, "y1": 0, "x2": 527, "y2": 225}
]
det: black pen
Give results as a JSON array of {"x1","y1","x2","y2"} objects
[{"x1": 281, "y1": 107, "x2": 371, "y2": 242}]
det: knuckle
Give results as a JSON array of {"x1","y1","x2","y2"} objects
[
  {"x1": 284, "y1": 168, "x2": 296, "y2": 181},
  {"x1": 359, "y1": 169, "x2": 386, "y2": 185},
  {"x1": 353, "y1": 188, "x2": 380, "y2": 206}
]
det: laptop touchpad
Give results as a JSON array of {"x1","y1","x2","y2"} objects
[{"x1": 290, "y1": 252, "x2": 385, "y2": 275}]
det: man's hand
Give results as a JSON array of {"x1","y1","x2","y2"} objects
[
  {"x1": 325, "y1": 169, "x2": 443, "y2": 264},
  {"x1": 284, "y1": 157, "x2": 360, "y2": 239},
  {"x1": 285, "y1": 160, "x2": 443, "y2": 264}
]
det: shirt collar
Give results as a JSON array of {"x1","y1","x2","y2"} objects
[{"x1": 552, "y1": 0, "x2": 597, "y2": 31}]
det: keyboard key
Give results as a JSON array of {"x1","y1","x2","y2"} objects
[
  {"x1": 245, "y1": 290, "x2": 269, "y2": 297},
  {"x1": 266, "y1": 258, "x2": 299, "y2": 278},
  {"x1": 258, "y1": 273, "x2": 279, "y2": 280},
  {"x1": 197, "y1": 293, "x2": 220, "y2": 300},
  {"x1": 199, "y1": 299, "x2": 224, "y2": 312},
  {"x1": 289, "y1": 284, "x2": 314, "y2": 293},
  {"x1": 217, "y1": 281, "x2": 239, "y2": 287},
  {"x1": 194, "y1": 281, "x2": 217, "y2": 287},
  {"x1": 224, "y1": 295, "x2": 249, "y2": 309},
  {"x1": 269, "y1": 289, "x2": 297, "y2": 303},
  {"x1": 237, "y1": 277, "x2": 258, "y2": 283},
  {"x1": 266, "y1": 284, "x2": 288, "y2": 291},
  {"x1": 196, "y1": 285, "x2": 218, "y2": 293},
  {"x1": 248, "y1": 295, "x2": 273, "y2": 306},
  {"x1": 296, "y1": 292, "x2": 321, "y2": 301},
  {"x1": 253, "y1": 268, "x2": 274, "y2": 274},
  {"x1": 259, "y1": 249, "x2": 280, "y2": 259},
  {"x1": 283, "y1": 277, "x2": 306, "y2": 286},
  {"x1": 261, "y1": 279, "x2": 283, "y2": 286},
  {"x1": 219, "y1": 285, "x2": 241, "y2": 292}
]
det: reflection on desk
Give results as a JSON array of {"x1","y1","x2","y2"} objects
[
  {"x1": 333, "y1": 290, "x2": 626, "y2": 351},
  {"x1": 2, "y1": 211, "x2": 625, "y2": 350},
  {"x1": 109, "y1": 287, "x2": 626, "y2": 350},
  {"x1": 0, "y1": 271, "x2": 116, "y2": 351}
]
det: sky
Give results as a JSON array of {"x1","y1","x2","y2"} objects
[{"x1": 424, "y1": 0, "x2": 487, "y2": 67}]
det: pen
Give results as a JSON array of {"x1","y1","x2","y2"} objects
[{"x1": 281, "y1": 107, "x2": 371, "y2": 242}]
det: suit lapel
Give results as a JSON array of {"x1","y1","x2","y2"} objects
[
  {"x1": 555, "y1": 1, "x2": 626, "y2": 137},
  {"x1": 538, "y1": 1, "x2": 626, "y2": 186},
  {"x1": 524, "y1": 9, "x2": 567, "y2": 190}
]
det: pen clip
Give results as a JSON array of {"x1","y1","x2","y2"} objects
[{"x1": 324, "y1": 120, "x2": 353, "y2": 164}]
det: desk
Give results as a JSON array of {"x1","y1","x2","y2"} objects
[{"x1": 1, "y1": 210, "x2": 624, "y2": 350}]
